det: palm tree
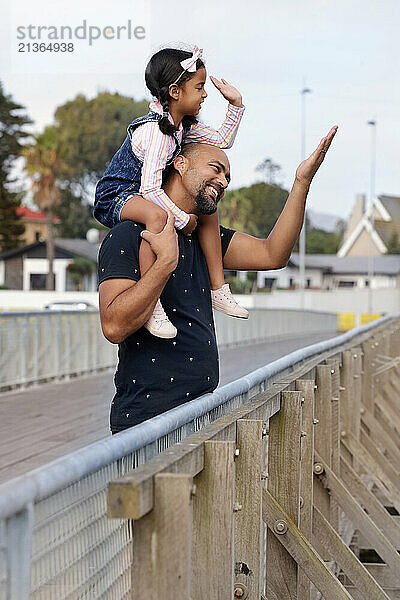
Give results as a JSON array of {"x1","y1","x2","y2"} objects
[{"x1": 23, "y1": 127, "x2": 68, "y2": 290}]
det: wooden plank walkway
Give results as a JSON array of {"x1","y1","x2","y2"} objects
[{"x1": 0, "y1": 332, "x2": 335, "y2": 483}]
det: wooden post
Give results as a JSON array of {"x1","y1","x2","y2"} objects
[
  {"x1": 191, "y1": 440, "x2": 235, "y2": 600},
  {"x1": 234, "y1": 419, "x2": 264, "y2": 599},
  {"x1": 295, "y1": 379, "x2": 316, "y2": 600},
  {"x1": 351, "y1": 347, "x2": 362, "y2": 445},
  {"x1": 361, "y1": 339, "x2": 375, "y2": 414},
  {"x1": 389, "y1": 324, "x2": 400, "y2": 389},
  {"x1": 339, "y1": 351, "x2": 354, "y2": 467},
  {"x1": 313, "y1": 364, "x2": 332, "y2": 560},
  {"x1": 266, "y1": 390, "x2": 302, "y2": 600},
  {"x1": 131, "y1": 473, "x2": 193, "y2": 600},
  {"x1": 381, "y1": 332, "x2": 392, "y2": 393},
  {"x1": 326, "y1": 358, "x2": 340, "y2": 531}
]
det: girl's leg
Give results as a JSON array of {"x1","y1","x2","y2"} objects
[
  {"x1": 197, "y1": 212, "x2": 225, "y2": 290},
  {"x1": 120, "y1": 196, "x2": 176, "y2": 337},
  {"x1": 121, "y1": 195, "x2": 167, "y2": 276},
  {"x1": 198, "y1": 212, "x2": 249, "y2": 319}
]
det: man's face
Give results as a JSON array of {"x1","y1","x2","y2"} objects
[{"x1": 182, "y1": 145, "x2": 231, "y2": 215}]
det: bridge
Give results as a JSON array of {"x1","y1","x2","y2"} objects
[{"x1": 0, "y1": 309, "x2": 399, "y2": 599}]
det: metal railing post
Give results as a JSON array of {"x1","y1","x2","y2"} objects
[{"x1": 6, "y1": 503, "x2": 33, "y2": 600}]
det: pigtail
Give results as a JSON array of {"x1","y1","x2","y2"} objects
[
  {"x1": 158, "y1": 92, "x2": 176, "y2": 136},
  {"x1": 182, "y1": 115, "x2": 197, "y2": 129}
]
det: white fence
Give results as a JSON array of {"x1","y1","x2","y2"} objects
[
  {"x1": 240, "y1": 287, "x2": 400, "y2": 317},
  {"x1": 0, "y1": 309, "x2": 337, "y2": 390}
]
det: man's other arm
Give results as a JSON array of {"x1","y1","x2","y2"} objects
[
  {"x1": 99, "y1": 213, "x2": 178, "y2": 344},
  {"x1": 223, "y1": 127, "x2": 337, "y2": 271}
]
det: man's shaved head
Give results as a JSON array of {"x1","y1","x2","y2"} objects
[
  {"x1": 180, "y1": 142, "x2": 202, "y2": 161},
  {"x1": 163, "y1": 142, "x2": 231, "y2": 216}
]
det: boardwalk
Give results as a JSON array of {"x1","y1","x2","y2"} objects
[{"x1": 0, "y1": 332, "x2": 333, "y2": 483}]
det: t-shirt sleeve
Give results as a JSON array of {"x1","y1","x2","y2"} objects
[
  {"x1": 220, "y1": 225, "x2": 236, "y2": 258},
  {"x1": 97, "y1": 222, "x2": 144, "y2": 286}
]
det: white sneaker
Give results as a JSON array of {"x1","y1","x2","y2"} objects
[
  {"x1": 211, "y1": 284, "x2": 249, "y2": 319},
  {"x1": 144, "y1": 299, "x2": 177, "y2": 338}
]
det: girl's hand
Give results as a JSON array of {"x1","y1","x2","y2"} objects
[
  {"x1": 210, "y1": 76, "x2": 243, "y2": 107},
  {"x1": 181, "y1": 213, "x2": 198, "y2": 236},
  {"x1": 295, "y1": 126, "x2": 338, "y2": 187}
]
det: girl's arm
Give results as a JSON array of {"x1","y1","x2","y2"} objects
[
  {"x1": 185, "y1": 77, "x2": 245, "y2": 149},
  {"x1": 185, "y1": 103, "x2": 245, "y2": 149},
  {"x1": 136, "y1": 122, "x2": 190, "y2": 229}
]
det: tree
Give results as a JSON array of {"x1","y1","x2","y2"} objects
[
  {"x1": 256, "y1": 158, "x2": 282, "y2": 185},
  {"x1": 305, "y1": 228, "x2": 342, "y2": 254},
  {"x1": 67, "y1": 257, "x2": 96, "y2": 290},
  {"x1": 55, "y1": 186, "x2": 101, "y2": 238},
  {"x1": 0, "y1": 82, "x2": 32, "y2": 251},
  {"x1": 33, "y1": 91, "x2": 148, "y2": 236},
  {"x1": 53, "y1": 91, "x2": 148, "y2": 198},
  {"x1": 219, "y1": 181, "x2": 288, "y2": 239},
  {"x1": 23, "y1": 126, "x2": 68, "y2": 290},
  {"x1": 386, "y1": 231, "x2": 400, "y2": 254}
]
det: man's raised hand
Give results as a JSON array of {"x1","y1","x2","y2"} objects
[
  {"x1": 295, "y1": 126, "x2": 338, "y2": 187},
  {"x1": 210, "y1": 76, "x2": 243, "y2": 108},
  {"x1": 140, "y1": 212, "x2": 179, "y2": 272}
]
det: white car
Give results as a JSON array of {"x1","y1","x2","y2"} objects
[{"x1": 43, "y1": 301, "x2": 97, "y2": 311}]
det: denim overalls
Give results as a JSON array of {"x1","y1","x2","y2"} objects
[{"x1": 94, "y1": 111, "x2": 192, "y2": 229}]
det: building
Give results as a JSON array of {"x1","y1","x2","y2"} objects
[
  {"x1": 256, "y1": 253, "x2": 400, "y2": 291},
  {"x1": 0, "y1": 239, "x2": 99, "y2": 291},
  {"x1": 16, "y1": 206, "x2": 60, "y2": 244},
  {"x1": 338, "y1": 193, "x2": 400, "y2": 257}
]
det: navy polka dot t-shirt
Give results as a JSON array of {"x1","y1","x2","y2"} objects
[{"x1": 98, "y1": 221, "x2": 235, "y2": 432}]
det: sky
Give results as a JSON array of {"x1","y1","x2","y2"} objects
[{"x1": 1, "y1": 0, "x2": 399, "y2": 220}]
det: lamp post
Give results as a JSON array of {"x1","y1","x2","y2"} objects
[
  {"x1": 367, "y1": 119, "x2": 376, "y2": 315},
  {"x1": 299, "y1": 85, "x2": 312, "y2": 309}
]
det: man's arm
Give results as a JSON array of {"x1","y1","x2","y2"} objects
[
  {"x1": 99, "y1": 213, "x2": 178, "y2": 344},
  {"x1": 223, "y1": 126, "x2": 338, "y2": 271}
]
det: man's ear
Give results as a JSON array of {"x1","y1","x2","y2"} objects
[
  {"x1": 168, "y1": 83, "x2": 181, "y2": 101},
  {"x1": 173, "y1": 154, "x2": 189, "y2": 176}
]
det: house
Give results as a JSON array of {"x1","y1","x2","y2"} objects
[
  {"x1": 256, "y1": 253, "x2": 400, "y2": 291},
  {"x1": 337, "y1": 193, "x2": 400, "y2": 257},
  {"x1": 16, "y1": 206, "x2": 60, "y2": 244},
  {"x1": 0, "y1": 239, "x2": 99, "y2": 291}
]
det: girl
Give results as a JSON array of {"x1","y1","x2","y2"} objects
[{"x1": 94, "y1": 45, "x2": 248, "y2": 338}]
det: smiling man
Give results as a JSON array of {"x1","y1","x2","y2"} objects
[{"x1": 98, "y1": 127, "x2": 337, "y2": 433}]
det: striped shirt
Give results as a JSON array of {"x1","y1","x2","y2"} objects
[{"x1": 130, "y1": 101, "x2": 245, "y2": 229}]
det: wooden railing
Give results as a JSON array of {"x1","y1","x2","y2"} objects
[{"x1": 107, "y1": 318, "x2": 400, "y2": 599}]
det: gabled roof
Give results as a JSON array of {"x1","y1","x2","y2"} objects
[
  {"x1": 378, "y1": 195, "x2": 400, "y2": 224},
  {"x1": 337, "y1": 194, "x2": 400, "y2": 258},
  {"x1": 337, "y1": 214, "x2": 387, "y2": 257},
  {"x1": 16, "y1": 206, "x2": 60, "y2": 223},
  {"x1": 0, "y1": 239, "x2": 99, "y2": 262},
  {"x1": 54, "y1": 239, "x2": 99, "y2": 262}
]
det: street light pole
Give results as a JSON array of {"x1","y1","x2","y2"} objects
[
  {"x1": 367, "y1": 119, "x2": 377, "y2": 315},
  {"x1": 299, "y1": 85, "x2": 312, "y2": 309}
]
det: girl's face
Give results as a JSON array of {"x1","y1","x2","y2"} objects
[{"x1": 177, "y1": 66, "x2": 208, "y2": 116}]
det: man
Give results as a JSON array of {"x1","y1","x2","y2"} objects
[{"x1": 98, "y1": 126, "x2": 337, "y2": 433}]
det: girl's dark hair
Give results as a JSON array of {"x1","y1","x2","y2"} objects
[{"x1": 145, "y1": 48, "x2": 205, "y2": 136}]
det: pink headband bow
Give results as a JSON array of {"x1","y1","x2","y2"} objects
[
  {"x1": 180, "y1": 45, "x2": 203, "y2": 73},
  {"x1": 172, "y1": 45, "x2": 203, "y2": 85}
]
